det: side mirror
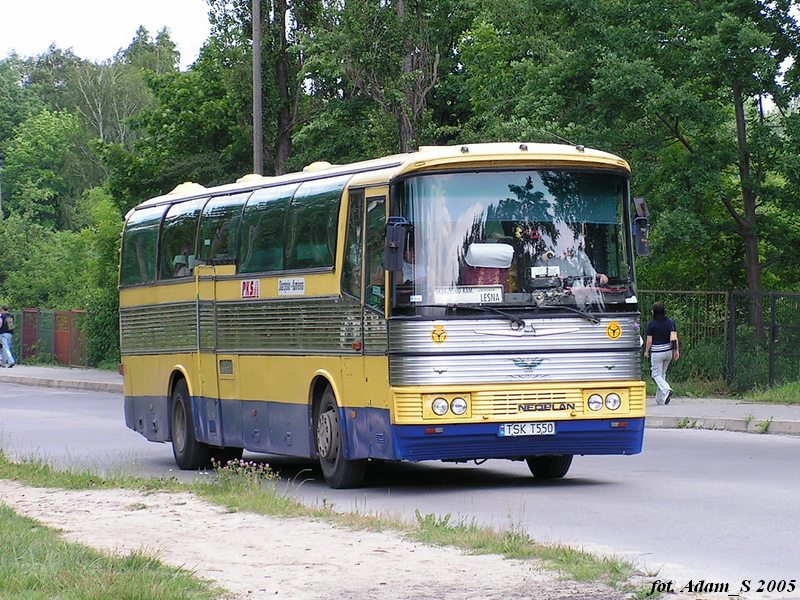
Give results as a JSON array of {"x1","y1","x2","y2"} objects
[
  {"x1": 385, "y1": 217, "x2": 409, "y2": 271},
  {"x1": 634, "y1": 216, "x2": 650, "y2": 257}
]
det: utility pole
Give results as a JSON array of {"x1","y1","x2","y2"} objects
[
  {"x1": 252, "y1": 0, "x2": 264, "y2": 175},
  {"x1": 0, "y1": 154, "x2": 4, "y2": 218}
]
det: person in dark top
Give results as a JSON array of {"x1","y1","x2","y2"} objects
[{"x1": 644, "y1": 302, "x2": 679, "y2": 404}]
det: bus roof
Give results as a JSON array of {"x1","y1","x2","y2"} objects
[{"x1": 131, "y1": 142, "x2": 630, "y2": 211}]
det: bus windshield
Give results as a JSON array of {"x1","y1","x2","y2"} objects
[{"x1": 391, "y1": 169, "x2": 633, "y2": 314}]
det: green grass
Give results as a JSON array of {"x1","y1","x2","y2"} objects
[
  {"x1": 411, "y1": 510, "x2": 634, "y2": 586},
  {"x1": 0, "y1": 453, "x2": 218, "y2": 599},
  {"x1": 0, "y1": 452, "x2": 645, "y2": 595},
  {"x1": 0, "y1": 505, "x2": 219, "y2": 599},
  {"x1": 0, "y1": 453, "x2": 183, "y2": 492},
  {"x1": 744, "y1": 380, "x2": 800, "y2": 404},
  {"x1": 645, "y1": 375, "x2": 800, "y2": 403}
]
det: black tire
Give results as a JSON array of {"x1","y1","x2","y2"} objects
[
  {"x1": 171, "y1": 379, "x2": 212, "y2": 470},
  {"x1": 526, "y1": 455, "x2": 573, "y2": 479},
  {"x1": 315, "y1": 387, "x2": 366, "y2": 489},
  {"x1": 210, "y1": 446, "x2": 244, "y2": 466}
]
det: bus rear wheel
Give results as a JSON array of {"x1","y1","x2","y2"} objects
[
  {"x1": 526, "y1": 455, "x2": 573, "y2": 479},
  {"x1": 315, "y1": 387, "x2": 366, "y2": 489},
  {"x1": 171, "y1": 379, "x2": 212, "y2": 470}
]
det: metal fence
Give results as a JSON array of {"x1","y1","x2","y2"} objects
[
  {"x1": 640, "y1": 290, "x2": 800, "y2": 390},
  {"x1": 8, "y1": 308, "x2": 87, "y2": 368}
]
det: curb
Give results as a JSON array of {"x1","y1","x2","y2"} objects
[
  {"x1": 646, "y1": 416, "x2": 800, "y2": 436},
  {"x1": 0, "y1": 374, "x2": 123, "y2": 394}
]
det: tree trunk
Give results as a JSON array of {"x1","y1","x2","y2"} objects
[
  {"x1": 732, "y1": 80, "x2": 764, "y2": 341},
  {"x1": 273, "y1": 0, "x2": 292, "y2": 175}
]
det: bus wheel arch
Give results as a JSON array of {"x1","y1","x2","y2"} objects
[
  {"x1": 311, "y1": 378, "x2": 366, "y2": 489},
  {"x1": 526, "y1": 455, "x2": 573, "y2": 479}
]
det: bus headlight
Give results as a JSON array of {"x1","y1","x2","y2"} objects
[
  {"x1": 587, "y1": 394, "x2": 603, "y2": 411},
  {"x1": 451, "y1": 397, "x2": 468, "y2": 415},
  {"x1": 432, "y1": 397, "x2": 449, "y2": 416},
  {"x1": 605, "y1": 393, "x2": 621, "y2": 410}
]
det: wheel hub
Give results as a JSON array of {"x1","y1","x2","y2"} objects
[{"x1": 317, "y1": 409, "x2": 339, "y2": 460}]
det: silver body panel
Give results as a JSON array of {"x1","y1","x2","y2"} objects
[{"x1": 388, "y1": 316, "x2": 641, "y2": 386}]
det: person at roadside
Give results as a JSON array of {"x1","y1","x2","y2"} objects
[
  {"x1": 644, "y1": 302, "x2": 679, "y2": 405},
  {"x1": 0, "y1": 305, "x2": 16, "y2": 368}
]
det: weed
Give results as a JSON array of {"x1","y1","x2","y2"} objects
[{"x1": 755, "y1": 418, "x2": 772, "y2": 434}]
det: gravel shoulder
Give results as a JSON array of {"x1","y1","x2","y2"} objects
[{"x1": 0, "y1": 480, "x2": 629, "y2": 599}]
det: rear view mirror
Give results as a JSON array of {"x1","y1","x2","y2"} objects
[
  {"x1": 385, "y1": 217, "x2": 409, "y2": 271},
  {"x1": 634, "y1": 216, "x2": 650, "y2": 257}
]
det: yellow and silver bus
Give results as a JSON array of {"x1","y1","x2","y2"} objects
[{"x1": 120, "y1": 142, "x2": 649, "y2": 488}]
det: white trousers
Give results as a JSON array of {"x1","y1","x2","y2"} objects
[
  {"x1": 651, "y1": 350, "x2": 673, "y2": 404},
  {"x1": 0, "y1": 332, "x2": 14, "y2": 366}
]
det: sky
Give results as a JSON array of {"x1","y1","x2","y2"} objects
[{"x1": 0, "y1": 0, "x2": 212, "y2": 70}]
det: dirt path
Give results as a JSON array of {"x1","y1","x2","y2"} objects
[{"x1": 0, "y1": 480, "x2": 630, "y2": 599}]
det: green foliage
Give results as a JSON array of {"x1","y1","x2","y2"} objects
[
  {"x1": 2, "y1": 228, "x2": 89, "y2": 308},
  {"x1": 2, "y1": 109, "x2": 102, "y2": 229},
  {"x1": 0, "y1": 56, "x2": 44, "y2": 143},
  {"x1": 102, "y1": 53, "x2": 250, "y2": 214},
  {"x1": 460, "y1": 0, "x2": 800, "y2": 294},
  {"x1": 746, "y1": 381, "x2": 800, "y2": 405}
]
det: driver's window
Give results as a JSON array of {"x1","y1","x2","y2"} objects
[{"x1": 365, "y1": 196, "x2": 386, "y2": 310}]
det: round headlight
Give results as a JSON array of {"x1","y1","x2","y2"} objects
[
  {"x1": 605, "y1": 393, "x2": 621, "y2": 410},
  {"x1": 451, "y1": 397, "x2": 468, "y2": 415},
  {"x1": 432, "y1": 397, "x2": 449, "y2": 415},
  {"x1": 587, "y1": 394, "x2": 603, "y2": 411}
]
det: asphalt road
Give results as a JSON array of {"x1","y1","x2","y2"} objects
[{"x1": 1, "y1": 383, "x2": 798, "y2": 597}]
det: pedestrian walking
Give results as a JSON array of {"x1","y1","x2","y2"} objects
[
  {"x1": 0, "y1": 304, "x2": 17, "y2": 368},
  {"x1": 644, "y1": 301, "x2": 679, "y2": 404}
]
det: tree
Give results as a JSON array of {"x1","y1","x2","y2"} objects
[
  {"x1": 311, "y1": 0, "x2": 465, "y2": 152},
  {"x1": 459, "y1": 0, "x2": 800, "y2": 310},
  {"x1": 2, "y1": 109, "x2": 102, "y2": 229},
  {"x1": 101, "y1": 44, "x2": 252, "y2": 214},
  {"x1": 0, "y1": 55, "x2": 44, "y2": 145},
  {"x1": 207, "y1": 0, "x2": 321, "y2": 175}
]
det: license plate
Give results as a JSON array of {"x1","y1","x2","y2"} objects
[{"x1": 498, "y1": 422, "x2": 556, "y2": 437}]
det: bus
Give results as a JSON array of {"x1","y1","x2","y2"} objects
[{"x1": 120, "y1": 142, "x2": 650, "y2": 488}]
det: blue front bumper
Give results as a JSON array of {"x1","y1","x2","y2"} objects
[{"x1": 391, "y1": 418, "x2": 644, "y2": 461}]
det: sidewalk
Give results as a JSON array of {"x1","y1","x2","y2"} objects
[
  {"x1": 0, "y1": 364, "x2": 123, "y2": 394},
  {"x1": 2, "y1": 364, "x2": 800, "y2": 436}
]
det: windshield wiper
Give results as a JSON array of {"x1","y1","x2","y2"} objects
[
  {"x1": 445, "y1": 304, "x2": 528, "y2": 329},
  {"x1": 536, "y1": 303, "x2": 600, "y2": 324},
  {"x1": 397, "y1": 301, "x2": 599, "y2": 326}
]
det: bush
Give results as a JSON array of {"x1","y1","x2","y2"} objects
[{"x1": 85, "y1": 287, "x2": 120, "y2": 368}]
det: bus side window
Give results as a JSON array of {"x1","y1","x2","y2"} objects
[
  {"x1": 365, "y1": 196, "x2": 386, "y2": 310},
  {"x1": 342, "y1": 189, "x2": 364, "y2": 300},
  {"x1": 239, "y1": 184, "x2": 297, "y2": 273},
  {"x1": 285, "y1": 175, "x2": 350, "y2": 270},
  {"x1": 120, "y1": 205, "x2": 168, "y2": 286},
  {"x1": 158, "y1": 198, "x2": 207, "y2": 279},
  {"x1": 198, "y1": 193, "x2": 249, "y2": 264}
]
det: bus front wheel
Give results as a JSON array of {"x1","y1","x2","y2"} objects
[
  {"x1": 171, "y1": 379, "x2": 211, "y2": 470},
  {"x1": 526, "y1": 455, "x2": 573, "y2": 479},
  {"x1": 315, "y1": 387, "x2": 366, "y2": 489}
]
